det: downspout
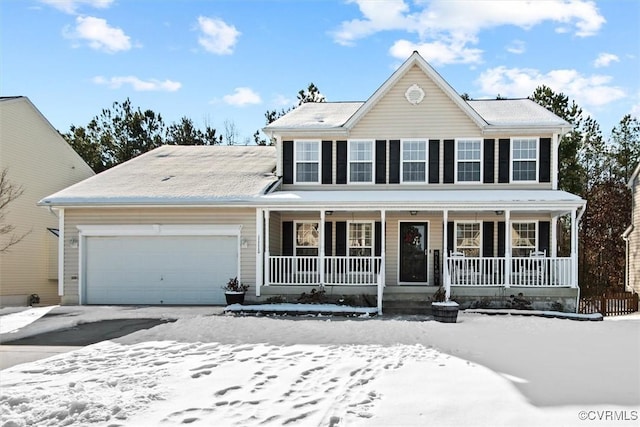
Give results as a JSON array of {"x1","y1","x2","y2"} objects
[
  {"x1": 622, "y1": 225, "x2": 633, "y2": 292},
  {"x1": 573, "y1": 203, "x2": 587, "y2": 312}
]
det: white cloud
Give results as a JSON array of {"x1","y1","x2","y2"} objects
[
  {"x1": 593, "y1": 53, "x2": 620, "y2": 68},
  {"x1": 334, "y1": 0, "x2": 605, "y2": 65},
  {"x1": 476, "y1": 66, "x2": 626, "y2": 108},
  {"x1": 272, "y1": 94, "x2": 293, "y2": 107},
  {"x1": 389, "y1": 39, "x2": 482, "y2": 66},
  {"x1": 223, "y1": 87, "x2": 262, "y2": 106},
  {"x1": 63, "y1": 16, "x2": 131, "y2": 53},
  {"x1": 196, "y1": 16, "x2": 240, "y2": 55},
  {"x1": 40, "y1": 0, "x2": 113, "y2": 14},
  {"x1": 93, "y1": 76, "x2": 181, "y2": 92},
  {"x1": 506, "y1": 40, "x2": 526, "y2": 54}
]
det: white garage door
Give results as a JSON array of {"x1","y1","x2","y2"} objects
[{"x1": 84, "y1": 235, "x2": 238, "y2": 305}]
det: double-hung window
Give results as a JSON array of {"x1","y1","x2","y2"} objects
[
  {"x1": 512, "y1": 138, "x2": 537, "y2": 182},
  {"x1": 295, "y1": 140, "x2": 320, "y2": 183},
  {"x1": 349, "y1": 140, "x2": 373, "y2": 183},
  {"x1": 295, "y1": 222, "x2": 319, "y2": 256},
  {"x1": 348, "y1": 222, "x2": 373, "y2": 257},
  {"x1": 455, "y1": 222, "x2": 480, "y2": 257},
  {"x1": 401, "y1": 139, "x2": 427, "y2": 182},
  {"x1": 456, "y1": 139, "x2": 481, "y2": 182},
  {"x1": 511, "y1": 222, "x2": 536, "y2": 257}
]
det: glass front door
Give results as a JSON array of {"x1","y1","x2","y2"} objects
[{"x1": 399, "y1": 222, "x2": 428, "y2": 283}]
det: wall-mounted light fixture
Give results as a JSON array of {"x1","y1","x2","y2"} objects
[
  {"x1": 69, "y1": 238, "x2": 78, "y2": 248},
  {"x1": 495, "y1": 210, "x2": 504, "y2": 216},
  {"x1": 410, "y1": 211, "x2": 417, "y2": 216},
  {"x1": 326, "y1": 211, "x2": 333, "y2": 215}
]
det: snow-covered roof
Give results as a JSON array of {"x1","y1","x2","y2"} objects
[
  {"x1": 467, "y1": 99, "x2": 571, "y2": 128},
  {"x1": 39, "y1": 145, "x2": 278, "y2": 206},
  {"x1": 266, "y1": 102, "x2": 363, "y2": 131},
  {"x1": 259, "y1": 189, "x2": 585, "y2": 211}
]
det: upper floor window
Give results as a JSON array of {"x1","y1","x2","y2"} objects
[
  {"x1": 295, "y1": 140, "x2": 320, "y2": 183},
  {"x1": 295, "y1": 222, "x2": 319, "y2": 256},
  {"x1": 349, "y1": 222, "x2": 373, "y2": 256},
  {"x1": 455, "y1": 222, "x2": 481, "y2": 257},
  {"x1": 349, "y1": 140, "x2": 373, "y2": 183},
  {"x1": 456, "y1": 139, "x2": 481, "y2": 182},
  {"x1": 402, "y1": 139, "x2": 427, "y2": 182},
  {"x1": 512, "y1": 138, "x2": 538, "y2": 182},
  {"x1": 512, "y1": 222, "x2": 536, "y2": 257}
]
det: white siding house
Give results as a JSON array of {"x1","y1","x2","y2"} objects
[{"x1": 623, "y1": 163, "x2": 640, "y2": 294}]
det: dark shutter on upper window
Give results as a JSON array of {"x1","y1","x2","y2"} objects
[
  {"x1": 497, "y1": 221, "x2": 506, "y2": 257},
  {"x1": 336, "y1": 141, "x2": 347, "y2": 184},
  {"x1": 483, "y1": 139, "x2": 495, "y2": 183},
  {"x1": 324, "y1": 221, "x2": 333, "y2": 256},
  {"x1": 335, "y1": 221, "x2": 347, "y2": 256},
  {"x1": 389, "y1": 140, "x2": 400, "y2": 184},
  {"x1": 322, "y1": 140, "x2": 332, "y2": 184},
  {"x1": 283, "y1": 141, "x2": 294, "y2": 184},
  {"x1": 539, "y1": 137, "x2": 551, "y2": 183},
  {"x1": 375, "y1": 140, "x2": 387, "y2": 184},
  {"x1": 482, "y1": 221, "x2": 494, "y2": 257},
  {"x1": 498, "y1": 139, "x2": 510, "y2": 183},
  {"x1": 429, "y1": 139, "x2": 440, "y2": 183},
  {"x1": 282, "y1": 221, "x2": 294, "y2": 256},
  {"x1": 443, "y1": 139, "x2": 454, "y2": 183},
  {"x1": 538, "y1": 221, "x2": 550, "y2": 255},
  {"x1": 447, "y1": 221, "x2": 454, "y2": 255},
  {"x1": 375, "y1": 222, "x2": 382, "y2": 257}
]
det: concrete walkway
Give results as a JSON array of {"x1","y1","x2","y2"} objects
[{"x1": 0, "y1": 345, "x2": 81, "y2": 369}]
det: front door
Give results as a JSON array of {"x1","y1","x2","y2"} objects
[{"x1": 399, "y1": 222, "x2": 428, "y2": 283}]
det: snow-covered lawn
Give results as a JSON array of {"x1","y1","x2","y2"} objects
[{"x1": 1, "y1": 306, "x2": 638, "y2": 426}]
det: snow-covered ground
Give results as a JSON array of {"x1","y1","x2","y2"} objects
[{"x1": 1, "y1": 306, "x2": 638, "y2": 426}]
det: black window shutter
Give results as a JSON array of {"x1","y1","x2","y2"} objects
[
  {"x1": 324, "y1": 222, "x2": 333, "y2": 256},
  {"x1": 321, "y1": 140, "x2": 332, "y2": 184},
  {"x1": 283, "y1": 141, "x2": 294, "y2": 184},
  {"x1": 483, "y1": 139, "x2": 495, "y2": 183},
  {"x1": 539, "y1": 138, "x2": 551, "y2": 183},
  {"x1": 447, "y1": 221, "x2": 454, "y2": 255},
  {"x1": 498, "y1": 139, "x2": 510, "y2": 183},
  {"x1": 375, "y1": 140, "x2": 386, "y2": 184},
  {"x1": 336, "y1": 141, "x2": 347, "y2": 184},
  {"x1": 282, "y1": 221, "x2": 294, "y2": 256},
  {"x1": 497, "y1": 221, "x2": 506, "y2": 257},
  {"x1": 389, "y1": 140, "x2": 400, "y2": 184},
  {"x1": 482, "y1": 221, "x2": 494, "y2": 257},
  {"x1": 375, "y1": 221, "x2": 382, "y2": 256},
  {"x1": 538, "y1": 221, "x2": 550, "y2": 255},
  {"x1": 429, "y1": 139, "x2": 439, "y2": 183},
  {"x1": 335, "y1": 221, "x2": 347, "y2": 256},
  {"x1": 443, "y1": 139, "x2": 455, "y2": 183}
]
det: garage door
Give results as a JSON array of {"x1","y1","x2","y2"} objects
[{"x1": 84, "y1": 235, "x2": 238, "y2": 305}]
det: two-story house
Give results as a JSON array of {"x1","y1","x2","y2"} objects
[{"x1": 40, "y1": 52, "x2": 586, "y2": 313}]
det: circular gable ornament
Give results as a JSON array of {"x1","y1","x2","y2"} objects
[{"x1": 405, "y1": 84, "x2": 425, "y2": 105}]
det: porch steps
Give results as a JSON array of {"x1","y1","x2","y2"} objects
[{"x1": 382, "y1": 291, "x2": 437, "y2": 315}]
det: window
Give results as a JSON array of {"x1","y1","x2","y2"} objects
[
  {"x1": 456, "y1": 139, "x2": 481, "y2": 182},
  {"x1": 349, "y1": 140, "x2": 373, "y2": 183},
  {"x1": 295, "y1": 140, "x2": 320, "y2": 183},
  {"x1": 348, "y1": 222, "x2": 373, "y2": 256},
  {"x1": 455, "y1": 222, "x2": 480, "y2": 257},
  {"x1": 295, "y1": 222, "x2": 319, "y2": 256},
  {"x1": 512, "y1": 222, "x2": 536, "y2": 257},
  {"x1": 402, "y1": 139, "x2": 427, "y2": 182},
  {"x1": 512, "y1": 138, "x2": 537, "y2": 182}
]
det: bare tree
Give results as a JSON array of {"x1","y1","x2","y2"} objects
[
  {"x1": 223, "y1": 120, "x2": 238, "y2": 145},
  {"x1": 0, "y1": 169, "x2": 30, "y2": 252}
]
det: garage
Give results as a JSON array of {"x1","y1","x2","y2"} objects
[{"x1": 81, "y1": 226, "x2": 240, "y2": 305}]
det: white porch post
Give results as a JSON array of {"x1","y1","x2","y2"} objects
[
  {"x1": 264, "y1": 209, "x2": 271, "y2": 287},
  {"x1": 320, "y1": 210, "x2": 326, "y2": 286},
  {"x1": 443, "y1": 209, "x2": 450, "y2": 300},
  {"x1": 571, "y1": 209, "x2": 578, "y2": 288},
  {"x1": 256, "y1": 208, "x2": 264, "y2": 297},
  {"x1": 379, "y1": 209, "x2": 386, "y2": 315},
  {"x1": 551, "y1": 216, "x2": 558, "y2": 258},
  {"x1": 505, "y1": 210, "x2": 511, "y2": 288}
]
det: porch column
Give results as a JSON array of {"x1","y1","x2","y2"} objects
[
  {"x1": 256, "y1": 208, "x2": 264, "y2": 297},
  {"x1": 551, "y1": 216, "x2": 558, "y2": 258},
  {"x1": 504, "y1": 210, "x2": 511, "y2": 288},
  {"x1": 320, "y1": 210, "x2": 326, "y2": 286},
  {"x1": 571, "y1": 208, "x2": 578, "y2": 288},
  {"x1": 264, "y1": 209, "x2": 271, "y2": 287},
  {"x1": 443, "y1": 209, "x2": 450, "y2": 300},
  {"x1": 379, "y1": 209, "x2": 386, "y2": 315}
]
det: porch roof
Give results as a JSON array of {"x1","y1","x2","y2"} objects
[{"x1": 259, "y1": 189, "x2": 585, "y2": 212}]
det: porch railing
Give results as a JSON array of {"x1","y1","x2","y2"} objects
[
  {"x1": 446, "y1": 256, "x2": 573, "y2": 287},
  {"x1": 268, "y1": 256, "x2": 382, "y2": 286}
]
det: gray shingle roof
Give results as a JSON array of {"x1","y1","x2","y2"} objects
[
  {"x1": 265, "y1": 102, "x2": 363, "y2": 130},
  {"x1": 467, "y1": 99, "x2": 571, "y2": 127},
  {"x1": 40, "y1": 145, "x2": 278, "y2": 206}
]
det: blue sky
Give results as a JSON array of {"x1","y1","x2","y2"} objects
[{"x1": 2, "y1": 0, "x2": 639, "y2": 144}]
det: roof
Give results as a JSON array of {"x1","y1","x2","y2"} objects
[
  {"x1": 628, "y1": 162, "x2": 640, "y2": 189},
  {"x1": 266, "y1": 102, "x2": 362, "y2": 131},
  {"x1": 39, "y1": 145, "x2": 278, "y2": 206},
  {"x1": 467, "y1": 99, "x2": 571, "y2": 128}
]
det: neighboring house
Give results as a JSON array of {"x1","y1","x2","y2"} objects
[
  {"x1": 623, "y1": 163, "x2": 639, "y2": 294},
  {"x1": 40, "y1": 52, "x2": 586, "y2": 312},
  {"x1": 0, "y1": 96, "x2": 94, "y2": 306}
]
